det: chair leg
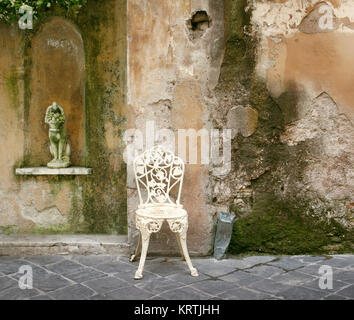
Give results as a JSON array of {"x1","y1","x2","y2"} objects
[
  {"x1": 175, "y1": 233, "x2": 185, "y2": 261},
  {"x1": 134, "y1": 228, "x2": 150, "y2": 280},
  {"x1": 177, "y1": 229, "x2": 198, "y2": 277},
  {"x1": 130, "y1": 233, "x2": 142, "y2": 262}
]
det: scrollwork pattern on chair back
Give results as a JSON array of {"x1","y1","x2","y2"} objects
[{"x1": 134, "y1": 146, "x2": 185, "y2": 206}]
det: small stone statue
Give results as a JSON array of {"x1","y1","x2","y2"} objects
[{"x1": 45, "y1": 102, "x2": 71, "y2": 168}]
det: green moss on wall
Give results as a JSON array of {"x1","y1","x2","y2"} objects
[
  {"x1": 0, "y1": 226, "x2": 20, "y2": 235},
  {"x1": 229, "y1": 194, "x2": 354, "y2": 255},
  {"x1": 218, "y1": 0, "x2": 288, "y2": 191},
  {"x1": 5, "y1": 66, "x2": 20, "y2": 110},
  {"x1": 31, "y1": 224, "x2": 72, "y2": 235},
  {"x1": 218, "y1": 0, "x2": 353, "y2": 255},
  {"x1": 76, "y1": 0, "x2": 127, "y2": 234}
]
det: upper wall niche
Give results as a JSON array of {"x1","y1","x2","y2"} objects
[{"x1": 27, "y1": 17, "x2": 85, "y2": 166}]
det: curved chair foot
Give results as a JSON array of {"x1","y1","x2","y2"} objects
[
  {"x1": 130, "y1": 254, "x2": 137, "y2": 262},
  {"x1": 134, "y1": 271, "x2": 143, "y2": 280},
  {"x1": 191, "y1": 268, "x2": 199, "y2": 277}
]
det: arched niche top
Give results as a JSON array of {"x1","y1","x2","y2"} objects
[{"x1": 27, "y1": 17, "x2": 86, "y2": 167}]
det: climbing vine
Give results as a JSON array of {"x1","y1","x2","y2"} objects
[{"x1": 0, "y1": 0, "x2": 86, "y2": 23}]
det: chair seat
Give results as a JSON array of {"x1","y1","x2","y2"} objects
[{"x1": 136, "y1": 205, "x2": 187, "y2": 219}]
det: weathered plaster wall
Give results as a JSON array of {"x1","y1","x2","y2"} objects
[
  {"x1": 126, "y1": 0, "x2": 353, "y2": 256},
  {"x1": 250, "y1": 0, "x2": 354, "y2": 224},
  {"x1": 0, "y1": 0, "x2": 127, "y2": 235},
  {"x1": 0, "y1": 24, "x2": 30, "y2": 232},
  {"x1": 209, "y1": 0, "x2": 353, "y2": 254},
  {"x1": 127, "y1": 0, "x2": 226, "y2": 255},
  {"x1": 77, "y1": 0, "x2": 127, "y2": 234}
]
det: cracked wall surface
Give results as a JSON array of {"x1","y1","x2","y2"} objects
[
  {"x1": 0, "y1": 0, "x2": 127, "y2": 235},
  {"x1": 127, "y1": 0, "x2": 226, "y2": 255},
  {"x1": 248, "y1": 0, "x2": 354, "y2": 227},
  {"x1": 119, "y1": 0, "x2": 354, "y2": 254}
]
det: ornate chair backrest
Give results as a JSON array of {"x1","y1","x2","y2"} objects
[{"x1": 134, "y1": 146, "x2": 185, "y2": 208}]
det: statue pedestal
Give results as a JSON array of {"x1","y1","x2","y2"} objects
[{"x1": 15, "y1": 167, "x2": 92, "y2": 176}]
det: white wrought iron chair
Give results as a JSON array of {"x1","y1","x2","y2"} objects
[{"x1": 130, "y1": 146, "x2": 199, "y2": 279}]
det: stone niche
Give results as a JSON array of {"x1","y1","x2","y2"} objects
[
  {"x1": 26, "y1": 17, "x2": 85, "y2": 167},
  {"x1": 0, "y1": 0, "x2": 127, "y2": 237}
]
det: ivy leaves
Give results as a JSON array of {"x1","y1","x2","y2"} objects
[{"x1": 0, "y1": 0, "x2": 86, "y2": 24}]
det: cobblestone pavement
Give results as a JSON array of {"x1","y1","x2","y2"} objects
[{"x1": 0, "y1": 254, "x2": 353, "y2": 300}]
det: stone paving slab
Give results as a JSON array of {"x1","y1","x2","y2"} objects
[
  {"x1": 245, "y1": 265, "x2": 284, "y2": 278},
  {"x1": 276, "y1": 286, "x2": 329, "y2": 300},
  {"x1": 0, "y1": 287, "x2": 41, "y2": 300},
  {"x1": 319, "y1": 257, "x2": 354, "y2": 268},
  {"x1": 336, "y1": 285, "x2": 354, "y2": 299},
  {"x1": 135, "y1": 277, "x2": 185, "y2": 294},
  {"x1": 64, "y1": 268, "x2": 106, "y2": 283},
  {"x1": 104, "y1": 285, "x2": 154, "y2": 300},
  {"x1": 239, "y1": 255, "x2": 277, "y2": 268},
  {"x1": 267, "y1": 257, "x2": 306, "y2": 271},
  {"x1": 48, "y1": 284, "x2": 95, "y2": 300},
  {"x1": 0, "y1": 276, "x2": 18, "y2": 291},
  {"x1": 84, "y1": 276, "x2": 129, "y2": 294},
  {"x1": 217, "y1": 286, "x2": 272, "y2": 300},
  {"x1": 291, "y1": 255, "x2": 327, "y2": 263},
  {"x1": 93, "y1": 260, "x2": 136, "y2": 274},
  {"x1": 189, "y1": 279, "x2": 236, "y2": 295},
  {"x1": 0, "y1": 259, "x2": 35, "y2": 275},
  {"x1": 0, "y1": 254, "x2": 353, "y2": 300},
  {"x1": 293, "y1": 263, "x2": 330, "y2": 276},
  {"x1": 71, "y1": 255, "x2": 116, "y2": 267},
  {"x1": 247, "y1": 279, "x2": 293, "y2": 294},
  {"x1": 332, "y1": 270, "x2": 354, "y2": 284},
  {"x1": 303, "y1": 278, "x2": 349, "y2": 293},
  {"x1": 270, "y1": 271, "x2": 317, "y2": 286},
  {"x1": 219, "y1": 270, "x2": 261, "y2": 284},
  {"x1": 45, "y1": 260, "x2": 86, "y2": 275},
  {"x1": 159, "y1": 286, "x2": 213, "y2": 300},
  {"x1": 23, "y1": 255, "x2": 66, "y2": 266},
  {"x1": 194, "y1": 262, "x2": 239, "y2": 277}
]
